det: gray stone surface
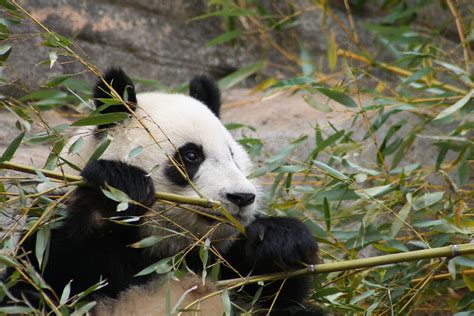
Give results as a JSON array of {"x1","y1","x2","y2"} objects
[{"x1": 2, "y1": 0, "x2": 471, "y2": 94}]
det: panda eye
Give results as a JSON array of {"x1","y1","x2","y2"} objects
[{"x1": 183, "y1": 150, "x2": 201, "y2": 163}]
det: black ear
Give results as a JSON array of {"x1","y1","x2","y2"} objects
[
  {"x1": 189, "y1": 76, "x2": 221, "y2": 117},
  {"x1": 94, "y1": 67, "x2": 137, "y2": 119}
]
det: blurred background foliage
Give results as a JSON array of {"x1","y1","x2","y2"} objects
[{"x1": 0, "y1": 0, "x2": 473, "y2": 315}]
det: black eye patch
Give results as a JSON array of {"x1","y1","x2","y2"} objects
[{"x1": 164, "y1": 143, "x2": 205, "y2": 187}]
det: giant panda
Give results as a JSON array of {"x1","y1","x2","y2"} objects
[{"x1": 7, "y1": 68, "x2": 321, "y2": 315}]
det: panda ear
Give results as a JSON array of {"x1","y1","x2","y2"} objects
[
  {"x1": 94, "y1": 67, "x2": 137, "y2": 117},
  {"x1": 189, "y1": 75, "x2": 221, "y2": 118}
]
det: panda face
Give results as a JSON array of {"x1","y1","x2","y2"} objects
[
  {"x1": 62, "y1": 68, "x2": 258, "y2": 253},
  {"x1": 99, "y1": 92, "x2": 258, "y2": 248}
]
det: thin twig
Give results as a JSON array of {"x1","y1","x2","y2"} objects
[{"x1": 446, "y1": 0, "x2": 472, "y2": 75}]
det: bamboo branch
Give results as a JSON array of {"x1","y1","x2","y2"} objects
[
  {"x1": 0, "y1": 161, "x2": 220, "y2": 208},
  {"x1": 338, "y1": 49, "x2": 469, "y2": 94},
  {"x1": 446, "y1": 0, "x2": 472, "y2": 75},
  {"x1": 216, "y1": 244, "x2": 474, "y2": 288}
]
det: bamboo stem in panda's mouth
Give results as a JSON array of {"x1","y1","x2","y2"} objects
[
  {"x1": 0, "y1": 161, "x2": 248, "y2": 234},
  {"x1": 0, "y1": 161, "x2": 221, "y2": 209}
]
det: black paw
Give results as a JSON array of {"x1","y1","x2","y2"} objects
[
  {"x1": 246, "y1": 217, "x2": 318, "y2": 271},
  {"x1": 81, "y1": 159, "x2": 155, "y2": 207}
]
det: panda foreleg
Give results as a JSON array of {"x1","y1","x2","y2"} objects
[
  {"x1": 221, "y1": 217, "x2": 320, "y2": 314},
  {"x1": 13, "y1": 160, "x2": 156, "y2": 299},
  {"x1": 62, "y1": 159, "x2": 156, "y2": 241}
]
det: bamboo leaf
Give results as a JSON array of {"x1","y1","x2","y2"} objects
[
  {"x1": 101, "y1": 185, "x2": 130, "y2": 203},
  {"x1": 313, "y1": 160, "x2": 350, "y2": 181},
  {"x1": 59, "y1": 281, "x2": 72, "y2": 305},
  {"x1": 135, "y1": 257, "x2": 173, "y2": 276},
  {"x1": 72, "y1": 113, "x2": 129, "y2": 127},
  {"x1": 128, "y1": 235, "x2": 163, "y2": 249},
  {"x1": 71, "y1": 302, "x2": 96, "y2": 316},
  {"x1": 411, "y1": 192, "x2": 444, "y2": 211},
  {"x1": 317, "y1": 87, "x2": 357, "y2": 108},
  {"x1": 0, "y1": 132, "x2": 25, "y2": 162},
  {"x1": 433, "y1": 90, "x2": 473, "y2": 121},
  {"x1": 222, "y1": 288, "x2": 231, "y2": 316},
  {"x1": 87, "y1": 136, "x2": 112, "y2": 162},
  {"x1": 0, "y1": 44, "x2": 12, "y2": 63},
  {"x1": 323, "y1": 197, "x2": 331, "y2": 231},
  {"x1": 207, "y1": 29, "x2": 243, "y2": 47},
  {"x1": 45, "y1": 73, "x2": 74, "y2": 87},
  {"x1": 303, "y1": 94, "x2": 333, "y2": 112},
  {"x1": 390, "y1": 202, "x2": 411, "y2": 237},
  {"x1": 218, "y1": 61, "x2": 264, "y2": 89}
]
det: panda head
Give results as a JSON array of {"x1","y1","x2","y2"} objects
[{"x1": 87, "y1": 68, "x2": 258, "y2": 249}]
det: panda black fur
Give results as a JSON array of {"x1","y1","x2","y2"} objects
[{"x1": 8, "y1": 68, "x2": 322, "y2": 315}]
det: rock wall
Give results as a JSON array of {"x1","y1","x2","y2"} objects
[{"x1": 2, "y1": 0, "x2": 471, "y2": 94}]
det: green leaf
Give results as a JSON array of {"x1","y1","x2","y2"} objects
[
  {"x1": 35, "y1": 228, "x2": 50, "y2": 270},
  {"x1": 303, "y1": 94, "x2": 332, "y2": 112},
  {"x1": 0, "y1": 254, "x2": 16, "y2": 267},
  {"x1": 60, "y1": 281, "x2": 72, "y2": 305},
  {"x1": 323, "y1": 197, "x2": 331, "y2": 231},
  {"x1": 128, "y1": 235, "x2": 163, "y2": 249},
  {"x1": 351, "y1": 289, "x2": 375, "y2": 304},
  {"x1": 316, "y1": 87, "x2": 357, "y2": 108},
  {"x1": 222, "y1": 288, "x2": 232, "y2": 316},
  {"x1": 390, "y1": 202, "x2": 411, "y2": 237},
  {"x1": 0, "y1": 23, "x2": 9, "y2": 40},
  {"x1": 101, "y1": 185, "x2": 130, "y2": 203},
  {"x1": 45, "y1": 73, "x2": 74, "y2": 87},
  {"x1": 135, "y1": 257, "x2": 173, "y2": 276},
  {"x1": 49, "y1": 51, "x2": 58, "y2": 69},
  {"x1": 68, "y1": 136, "x2": 84, "y2": 155},
  {"x1": 0, "y1": 307, "x2": 34, "y2": 314},
  {"x1": 87, "y1": 136, "x2": 112, "y2": 162},
  {"x1": 71, "y1": 302, "x2": 97, "y2": 316},
  {"x1": 207, "y1": 29, "x2": 243, "y2": 47},
  {"x1": 355, "y1": 184, "x2": 395, "y2": 199},
  {"x1": 402, "y1": 67, "x2": 431, "y2": 85},
  {"x1": 411, "y1": 192, "x2": 444, "y2": 211},
  {"x1": 116, "y1": 201, "x2": 129, "y2": 212},
  {"x1": 433, "y1": 89, "x2": 474, "y2": 121},
  {"x1": 0, "y1": 44, "x2": 12, "y2": 63},
  {"x1": 313, "y1": 160, "x2": 350, "y2": 181},
  {"x1": 218, "y1": 61, "x2": 264, "y2": 89},
  {"x1": 0, "y1": 131, "x2": 25, "y2": 162},
  {"x1": 72, "y1": 112, "x2": 129, "y2": 127}
]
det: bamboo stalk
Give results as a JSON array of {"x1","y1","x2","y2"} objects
[
  {"x1": 216, "y1": 244, "x2": 474, "y2": 288},
  {"x1": 338, "y1": 49, "x2": 468, "y2": 95},
  {"x1": 0, "y1": 161, "x2": 220, "y2": 208}
]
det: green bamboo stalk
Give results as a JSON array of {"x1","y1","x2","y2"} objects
[
  {"x1": 0, "y1": 161, "x2": 220, "y2": 208},
  {"x1": 216, "y1": 243, "x2": 474, "y2": 288}
]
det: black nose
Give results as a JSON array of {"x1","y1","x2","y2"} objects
[{"x1": 226, "y1": 192, "x2": 256, "y2": 207}]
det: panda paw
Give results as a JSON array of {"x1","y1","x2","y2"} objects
[
  {"x1": 81, "y1": 159, "x2": 155, "y2": 207},
  {"x1": 246, "y1": 217, "x2": 318, "y2": 271}
]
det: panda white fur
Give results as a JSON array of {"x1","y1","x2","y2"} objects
[{"x1": 9, "y1": 68, "x2": 321, "y2": 315}]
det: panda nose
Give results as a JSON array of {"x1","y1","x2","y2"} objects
[{"x1": 226, "y1": 192, "x2": 256, "y2": 207}]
